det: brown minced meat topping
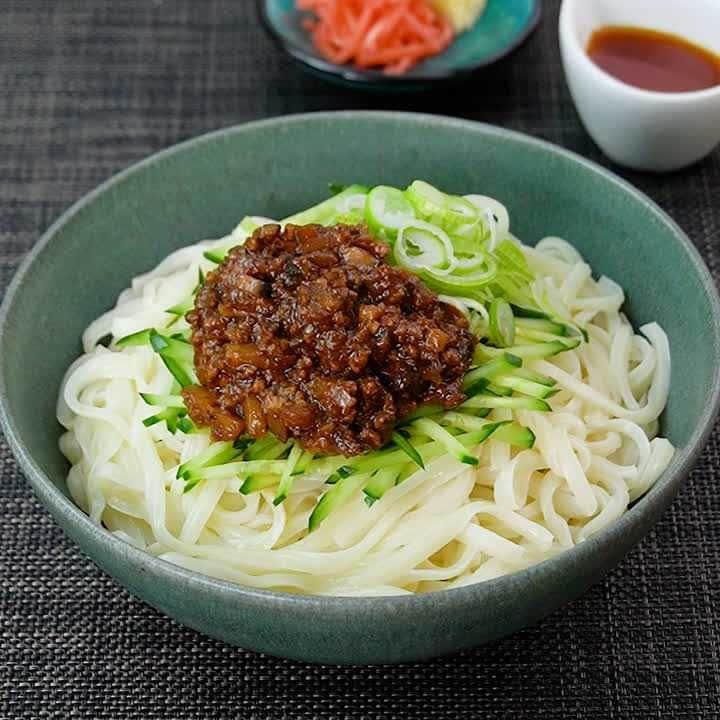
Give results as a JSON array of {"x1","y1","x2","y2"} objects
[{"x1": 183, "y1": 223, "x2": 475, "y2": 456}]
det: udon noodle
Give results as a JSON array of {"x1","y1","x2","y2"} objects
[{"x1": 58, "y1": 214, "x2": 673, "y2": 596}]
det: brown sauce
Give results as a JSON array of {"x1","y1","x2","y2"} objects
[
  {"x1": 587, "y1": 26, "x2": 720, "y2": 93},
  {"x1": 183, "y1": 223, "x2": 475, "y2": 457}
]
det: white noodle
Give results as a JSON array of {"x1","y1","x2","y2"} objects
[{"x1": 58, "y1": 214, "x2": 674, "y2": 596}]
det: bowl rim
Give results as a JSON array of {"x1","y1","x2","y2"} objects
[
  {"x1": 256, "y1": 0, "x2": 543, "y2": 86},
  {"x1": 1, "y1": 111, "x2": 719, "y2": 616}
]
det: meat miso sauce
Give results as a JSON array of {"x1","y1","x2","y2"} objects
[
  {"x1": 184, "y1": 223, "x2": 475, "y2": 456},
  {"x1": 587, "y1": 26, "x2": 720, "y2": 93}
]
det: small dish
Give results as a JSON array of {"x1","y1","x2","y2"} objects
[
  {"x1": 1, "y1": 113, "x2": 719, "y2": 664},
  {"x1": 560, "y1": 0, "x2": 720, "y2": 172},
  {"x1": 258, "y1": 0, "x2": 542, "y2": 90}
]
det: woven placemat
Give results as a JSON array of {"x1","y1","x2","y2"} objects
[{"x1": 1, "y1": 1, "x2": 718, "y2": 718}]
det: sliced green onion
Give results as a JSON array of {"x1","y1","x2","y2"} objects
[
  {"x1": 365, "y1": 185, "x2": 416, "y2": 239},
  {"x1": 283, "y1": 185, "x2": 369, "y2": 226},
  {"x1": 394, "y1": 221, "x2": 456, "y2": 276},
  {"x1": 488, "y1": 298, "x2": 515, "y2": 347},
  {"x1": 405, "y1": 180, "x2": 479, "y2": 231}
]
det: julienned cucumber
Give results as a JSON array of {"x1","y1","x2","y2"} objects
[
  {"x1": 479, "y1": 338, "x2": 580, "y2": 360},
  {"x1": 309, "y1": 473, "x2": 370, "y2": 532},
  {"x1": 492, "y1": 375, "x2": 559, "y2": 399},
  {"x1": 461, "y1": 395, "x2": 552, "y2": 412},
  {"x1": 363, "y1": 467, "x2": 398, "y2": 504},
  {"x1": 140, "y1": 393, "x2": 186, "y2": 409},
  {"x1": 177, "y1": 440, "x2": 243, "y2": 480},
  {"x1": 273, "y1": 443, "x2": 304, "y2": 506},
  {"x1": 413, "y1": 418, "x2": 478, "y2": 466},
  {"x1": 116, "y1": 328, "x2": 152, "y2": 347},
  {"x1": 149, "y1": 330, "x2": 197, "y2": 388},
  {"x1": 464, "y1": 353, "x2": 522, "y2": 395},
  {"x1": 492, "y1": 423, "x2": 536, "y2": 448}
]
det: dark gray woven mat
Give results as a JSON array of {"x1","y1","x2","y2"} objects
[{"x1": 1, "y1": 1, "x2": 719, "y2": 718}]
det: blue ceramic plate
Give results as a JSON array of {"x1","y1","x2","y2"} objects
[{"x1": 258, "y1": 0, "x2": 542, "y2": 89}]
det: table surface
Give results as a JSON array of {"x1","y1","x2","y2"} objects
[{"x1": 1, "y1": 1, "x2": 719, "y2": 718}]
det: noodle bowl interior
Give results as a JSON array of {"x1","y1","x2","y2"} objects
[{"x1": 58, "y1": 182, "x2": 674, "y2": 596}]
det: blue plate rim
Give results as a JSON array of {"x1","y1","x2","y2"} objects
[{"x1": 257, "y1": 0, "x2": 543, "y2": 85}]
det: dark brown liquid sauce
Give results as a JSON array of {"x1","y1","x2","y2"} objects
[{"x1": 587, "y1": 26, "x2": 720, "y2": 93}]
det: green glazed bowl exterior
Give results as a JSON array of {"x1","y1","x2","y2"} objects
[{"x1": 1, "y1": 113, "x2": 718, "y2": 665}]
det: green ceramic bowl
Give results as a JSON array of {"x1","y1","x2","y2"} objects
[
  {"x1": 258, "y1": 0, "x2": 541, "y2": 90},
  {"x1": 1, "y1": 113, "x2": 718, "y2": 665}
]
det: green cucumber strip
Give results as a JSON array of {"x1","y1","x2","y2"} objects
[
  {"x1": 492, "y1": 375, "x2": 559, "y2": 399},
  {"x1": 142, "y1": 407, "x2": 186, "y2": 429},
  {"x1": 391, "y1": 431, "x2": 425, "y2": 469},
  {"x1": 413, "y1": 418, "x2": 478, "y2": 466},
  {"x1": 176, "y1": 417, "x2": 197, "y2": 434},
  {"x1": 196, "y1": 267, "x2": 206, "y2": 290},
  {"x1": 363, "y1": 468, "x2": 398, "y2": 502},
  {"x1": 400, "y1": 403, "x2": 444, "y2": 424},
  {"x1": 308, "y1": 473, "x2": 370, "y2": 532},
  {"x1": 464, "y1": 353, "x2": 522, "y2": 390},
  {"x1": 183, "y1": 478, "x2": 202, "y2": 494},
  {"x1": 177, "y1": 441, "x2": 242, "y2": 479},
  {"x1": 508, "y1": 368, "x2": 557, "y2": 387},
  {"x1": 190, "y1": 459, "x2": 287, "y2": 482},
  {"x1": 240, "y1": 475, "x2": 279, "y2": 495},
  {"x1": 492, "y1": 423, "x2": 536, "y2": 449},
  {"x1": 273, "y1": 443, "x2": 304, "y2": 505},
  {"x1": 441, "y1": 411, "x2": 504, "y2": 433},
  {"x1": 456, "y1": 421, "x2": 510, "y2": 447},
  {"x1": 290, "y1": 450, "x2": 314, "y2": 476},
  {"x1": 515, "y1": 317, "x2": 567, "y2": 336},
  {"x1": 203, "y1": 249, "x2": 227, "y2": 264},
  {"x1": 149, "y1": 330, "x2": 197, "y2": 388},
  {"x1": 166, "y1": 296, "x2": 194, "y2": 316},
  {"x1": 488, "y1": 298, "x2": 515, "y2": 348},
  {"x1": 244, "y1": 436, "x2": 291, "y2": 461},
  {"x1": 116, "y1": 328, "x2": 153, "y2": 347},
  {"x1": 480, "y1": 339, "x2": 580, "y2": 360},
  {"x1": 326, "y1": 465, "x2": 355, "y2": 486},
  {"x1": 510, "y1": 304, "x2": 550, "y2": 319},
  {"x1": 461, "y1": 395, "x2": 551, "y2": 412},
  {"x1": 485, "y1": 383, "x2": 513, "y2": 397},
  {"x1": 140, "y1": 393, "x2": 186, "y2": 409}
]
